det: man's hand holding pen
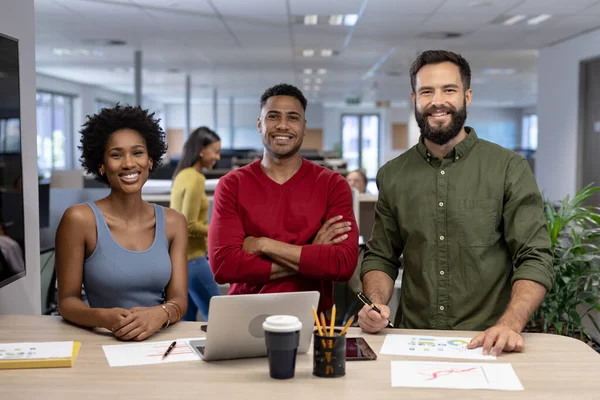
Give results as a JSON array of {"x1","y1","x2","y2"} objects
[
  {"x1": 357, "y1": 292, "x2": 394, "y2": 333},
  {"x1": 358, "y1": 303, "x2": 393, "y2": 333}
]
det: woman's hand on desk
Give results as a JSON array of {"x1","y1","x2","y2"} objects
[
  {"x1": 111, "y1": 307, "x2": 166, "y2": 341},
  {"x1": 98, "y1": 308, "x2": 131, "y2": 331}
]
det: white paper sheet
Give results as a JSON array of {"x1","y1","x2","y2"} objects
[
  {"x1": 380, "y1": 335, "x2": 496, "y2": 360},
  {"x1": 0, "y1": 341, "x2": 73, "y2": 360},
  {"x1": 102, "y1": 338, "x2": 202, "y2": 367},
  {"x1": 391, "y1": 361, "x2": 524, "y2": 391}
]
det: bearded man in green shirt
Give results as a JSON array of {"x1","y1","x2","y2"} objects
[{"x1": 358, "y1": 50, "x2": 554, "y2": 357}]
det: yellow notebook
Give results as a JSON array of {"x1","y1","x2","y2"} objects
[{"x1": 0, "y1": 341, "x2": 81, "y2": 369}]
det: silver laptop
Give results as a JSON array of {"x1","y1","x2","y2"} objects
[{"x1": 190, "y1": 291, "x2": 320, "y2": 361}]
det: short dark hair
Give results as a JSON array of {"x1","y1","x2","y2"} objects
[
  {"x1": 260, "y1": 83, "x2": 307, "y2": 111},
  {"x1": 409, "y1": 50, "x2": 471, "y2": 93},
  {"x1": 79, "y1": 104, "x2": 167, "y2": 184},
  {"x1": 172, "y1": 126, "x2": 220, "y2": 179}
]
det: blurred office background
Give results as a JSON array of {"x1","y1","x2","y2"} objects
[{"x1": 2, "y1": 1, "x2": 600, "y2": 331}]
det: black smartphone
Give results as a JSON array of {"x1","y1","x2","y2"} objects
[{"x1": 345, "y1": 337, "x2": 377, "y2": 361}]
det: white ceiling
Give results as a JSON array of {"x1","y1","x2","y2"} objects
[{"x1": 34, "y1": 0, "x2": 600, "y2": 107}]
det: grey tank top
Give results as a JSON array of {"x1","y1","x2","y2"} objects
[{"x1": 83, "y1": 202, "x2": 172, "y2": 309}]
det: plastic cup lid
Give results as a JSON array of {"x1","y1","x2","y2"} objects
[{"x1": 262, "y1": 315, "x2": 302, "y2": 333}]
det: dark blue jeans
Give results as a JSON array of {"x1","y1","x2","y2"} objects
[{"x1": 184, "y1": 256, "x2": 220, "y2": 321}]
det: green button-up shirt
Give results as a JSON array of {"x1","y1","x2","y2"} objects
[{"x1": 361, "y1": 127, "x2": 554, "y2": 331}]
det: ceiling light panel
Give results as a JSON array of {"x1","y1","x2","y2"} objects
[
  {"x1": 304, "y1": 14, "x2": 318, "y2": 25},
  {"x1": 527, "y1": 14, "x2": 552, "y2": 25},
  {"x1": 343, "y1": 14, "x2": 359, "y2": 26},
  {"x1": 503, "y1": 15, "x2": 527, "y2": 25},
  {"x1": 329, "y1": 14, "x2": 343, "y2": 25}
]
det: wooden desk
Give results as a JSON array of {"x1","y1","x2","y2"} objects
[{"x1": 1, "y1": 315, "x2": 599, "y2": 399}]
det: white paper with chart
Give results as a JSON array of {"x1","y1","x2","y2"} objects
[
  {"x1": 391, "y1": 361, "x2": 523, "y2": 391},
  {"x1": 380, "y1": 335, "x2": 496, "y2": 360},
  {"x1": 0, "y1": 341, "x2": 73, "y2": 360},
  {"x1": 102, "y1": 338, "x2": 202, "y2": 367}
]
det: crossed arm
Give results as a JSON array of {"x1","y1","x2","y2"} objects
[
  {"x1": 208, "y1": 175, "x2": 359, "y2": 284},
  {"x1": 243, "y1": 215, "x2": 354, "y2": 279}
]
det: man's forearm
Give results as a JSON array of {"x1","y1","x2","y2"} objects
[
  {"x1": 270, "y1": 263, "x2": 298, "y2": 280},
  {"x1": 497, "y1": 280, "x2": 547, "y2": 332},
  {"x1": 362, "y1": 270, "x2": 395, "y2": 305},
  {"x1": 261, "y1": 238, "x2": 301, "y2": 271}
]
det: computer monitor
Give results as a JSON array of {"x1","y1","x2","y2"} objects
[{"x1": 0, "y1": 32, "x2": 26, "y2": 289}]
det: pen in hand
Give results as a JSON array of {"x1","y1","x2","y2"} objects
[
  {"x1": 162, "y1": 341, "x2": 177, "y2": 360},
  {"x1": 357, "y1": 292, "x2": 394, "y2": 328}
]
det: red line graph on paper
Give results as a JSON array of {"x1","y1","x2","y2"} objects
[
  {"x1": 419, "y1": 367, "x2": 479, "y2": 381},
  {"x1": 147, "y1": 344, "x2": 193, "y2": 358}
]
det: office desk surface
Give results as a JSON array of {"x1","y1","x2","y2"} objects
[{"x1": 1, "y1": 315, "x2": 599, "y2": 399}]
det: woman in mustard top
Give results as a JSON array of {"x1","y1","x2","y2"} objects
[{"x1": 170, "y1": 127, "x2": 221, "y2": 321}]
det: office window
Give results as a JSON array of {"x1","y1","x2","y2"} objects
[
  {"x1": 232, "y1": 126, "x2": 262, "y2": 150},
  {"x1": 521, "y1": 114, "x2": 538, "y2": 150},
  {"x1": 36, "y1": 92, "x2": 74, "y2": 179},
  {"x1": 341, "y1": 114, "x2": 379, "y2": 179},
  {"x1": 0, "y1": 118, "x2": 20, "y2": 153}
]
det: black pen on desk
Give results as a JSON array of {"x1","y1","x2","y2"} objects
[
  {"x1": 162, "y1": 341, "x2": 177, "y2": 360},
  {"x1": 357, "y1": 292, "x2": 394, "y2": 328}
]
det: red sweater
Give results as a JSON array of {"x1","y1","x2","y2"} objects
[{"x1": 208, "y1": 158, "x2": 359, "y2": 312}]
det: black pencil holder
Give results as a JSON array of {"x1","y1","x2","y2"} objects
[{"x1": 313, "y1": 329, "x2": 346, "y2": 378}]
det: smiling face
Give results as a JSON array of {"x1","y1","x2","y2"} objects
[
  {"x1": 412, "y1": 61, "x2": 472, "y2": 146},
  {"x1": 257, "y1": 95, "x2": 306, "y2": 160},
  {"x1": 100, "y1": 128, "x2": 152, "y2": 194},
  {"x1": 199, "y1": 140, "x2": 222, "y2": 169}
]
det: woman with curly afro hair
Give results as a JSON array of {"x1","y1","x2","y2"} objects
[{"x1": 55, "y1": 105, "x2": 188, "y2": 341}]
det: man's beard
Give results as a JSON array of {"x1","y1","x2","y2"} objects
[
  {"x1": 262, "y1": 133, "x2": 303, "y2": 160},
  {"x1": 415, "y1": 99, "x2": 467, "y2": 146}
]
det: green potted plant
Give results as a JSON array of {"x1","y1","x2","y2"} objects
[{"x1": 528, "y1": 184, "x2": 600, "y2": 348}]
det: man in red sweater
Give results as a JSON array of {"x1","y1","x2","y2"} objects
[{"x1": 208, "y1": 83, "x2": 359, "y2": 312}]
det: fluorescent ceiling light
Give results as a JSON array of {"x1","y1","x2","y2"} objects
[
  {"x1": 303, "y1": 49, "x2": 315, "y2": 57},
  {"x1": 303, "y1": 77, "x2": 311, "y2": 84},
  {"x1": 320, "y1": 49, "x2": 333, "y2": 57},
  {"x1": 317, "y1": 68, "x2": 327, "y2": 75},
  {"x1": 503, "y1": 15, "x2": 526, "y2": 25},
  {"x1": 304, "y1": 15, "x2": 318, "y2": 25},
  {"x1": 315, "y1": 78, "x2": 323, "y2": 84},
  {"x1": 329, "y1": 14, "x2": 343, "y2": 25},
  {"x1": 313, "y1": 85, "x2": 321, "y2": 91},
  {"x1": 303, "y1": 85, "x2": 311, "y2": 91},
  {"x1": 343, "y1": 14, "x2": 359, "y2": 26},
  {"x1": 527, "y1": 14, "x2": 552, "y2": 25},
  {"x1": 303, "y1": 68, "x2": 313, "y2": 75}
]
